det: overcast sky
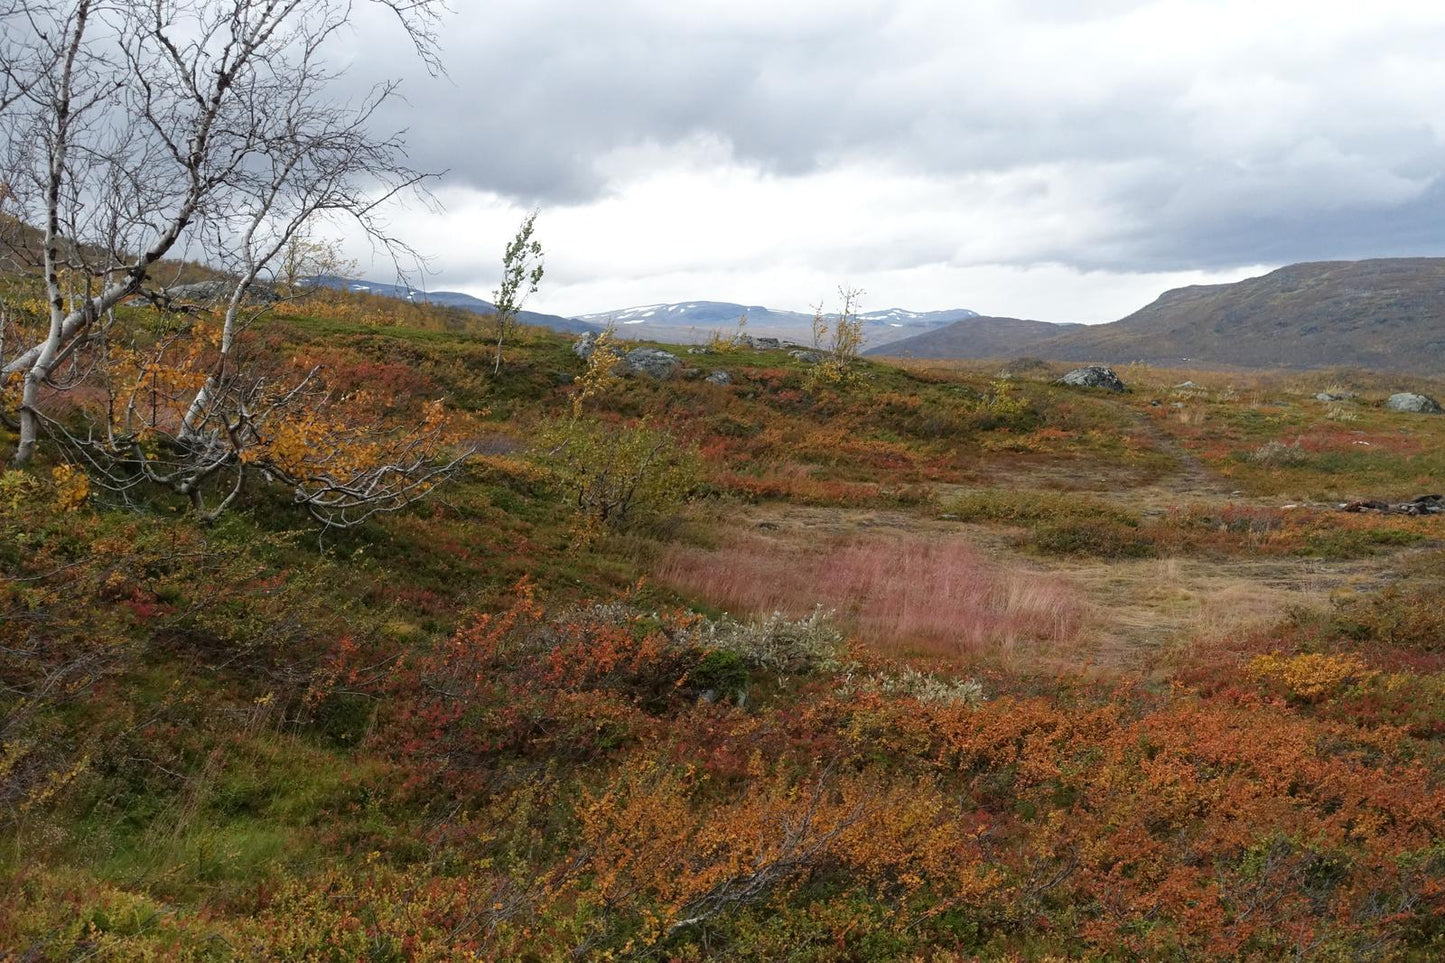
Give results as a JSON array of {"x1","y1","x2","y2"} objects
[{"x1": 333, "y1": 0, "x2": 1445, "y2": 322}]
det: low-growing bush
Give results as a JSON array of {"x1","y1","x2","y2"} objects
[
  {"x1": 687, "y1": 607, "x2": 846, "y2": 674},
  {"x1": 1031, "y1": 517, "x2": 1157, "y2": 558},
  {"x1": 1248, "y1": 439, "x2": 1308, "y2": 466},
  {"x1": 839, "y1": 666, "x2": 986, "y2": 707},
  {"x1": 1332, "y1": 580, "x2": 1445, "y2": 651},
  {"x1": 1300, "y1": 526, "x2": 1425, "y2": 559},
  {"x1": 944, "y1": 488, "x2": 1134, "y2": 525},
  {"x1": 533, "y1": 416, "x2": 700, "y2": 535},
  {"x1": 1248, "y1": 652, "x2": 1375, "y2": 702}
]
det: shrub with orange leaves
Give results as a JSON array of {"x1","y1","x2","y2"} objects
[{"x1": 43, "y1": 317, "x2": 470, "y2": 525}]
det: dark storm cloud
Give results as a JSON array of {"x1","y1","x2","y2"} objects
[{"x1": 343, "y1": 0, "x2": 1445, "y2": 276}]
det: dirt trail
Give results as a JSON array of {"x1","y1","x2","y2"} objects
[{"x1": 1129, "y1": 407, "x2": 1231, "y2": 498}]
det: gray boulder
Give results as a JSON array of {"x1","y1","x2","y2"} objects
[
  {"x1": 573, "y1": 334, "x2": 682, "y2": 378},
  {"x1": 572, "y1": 331, "x2": 604, "y2": 360},
  {"x1": 620, "y1": 346, "x2": 682, "y2": 378},
  {"x1": 705, "y1": 369, "x2": 732, "y2": 386},
  {"x1": 1386, "y1": 392, "x2": 1443, "y2": 414},
  {"x1": 1056, "y1": 365, "x2": 1126, "y2": 393},
  {"x1": 740, "y1": 335, "x2": 783, "y2": 350},
  {"x1": 163, "y1": 279, "x2": 279, "y2": 305},
  {"x1": 788, "y1": 349, "x2": 825, "y2": 364}
]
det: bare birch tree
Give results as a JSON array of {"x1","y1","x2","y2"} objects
[
  {"x1": 0, "y1": 0, "x2": 474, "y2": 527},
  {"x1": 0, "y1": 0, "x2": 443, "y2": 465}
]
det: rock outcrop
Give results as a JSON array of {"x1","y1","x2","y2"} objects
[
  {"x1": 1056, "y1": 365, "x2": 1126, "y2": 393},
  {"x1": 621, "y1": 347, "x2": 682, "y2": 378},
  {"x1": 1385, "y1": 392, "x2": 1442, "y2": 414}
]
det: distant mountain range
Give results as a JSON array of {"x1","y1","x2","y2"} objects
[
  {"x1": 307, "y1": 276, "x2": 597, "y2": 334},
  {"x1": 320, "y1": 258, "x2": 1445, "y2": 374},
  {"x1": 573, "y1": 301, "x2": 979, "y2": 347},
  {"x1": 871, "y1": 258, "x2": 1445, "y2": 374},
  {"x1": 312, "y1": 280, "x2": 979, "y2": 348}
]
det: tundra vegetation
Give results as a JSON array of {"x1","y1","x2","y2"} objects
[
  {"x1": 3, "y1": 269, "x2": 1445, "y2": 958},
  {"x1": 5, "y1": 4, "x2": 1445, "y2": 962}
]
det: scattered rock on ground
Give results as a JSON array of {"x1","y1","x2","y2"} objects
[
  {"x1": 740, "y1": 335, "x2": 783, "y2": 350},
  {"x1": 620, "y1": 346, "x2": 682, "y2": 378},
  {"x1": 574, "y1": 334, "x2": 682, "y2": 379},
  {"x1": 705, "y1": 369, "x2": 732, "y2": 386},
  {"x1": 1316, "y1": 391, "x2": 1357, "y2": 402},
  {"x1": 1174, "y1": 380, "x2": 1203, "y2": 390},
  {"x1": 1056, "y1": 365, "x2": 1127, "y2": 393},
  {"x1": 788, "y1": 349, "x2": 825, "y2": 364},
  {"x1": 1386, "y1": 392, "x2": 1442, "y2": 414},
  {"x1": 1342, "y1": 494, "x2": 1444, "y2": 515}
]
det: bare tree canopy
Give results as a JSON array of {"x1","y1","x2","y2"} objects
[{"x1": 0, "y1": 0, "x2": 467, "y2": 528}]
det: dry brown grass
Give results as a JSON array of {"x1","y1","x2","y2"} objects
[
  {"x1": 657, "y1": 530, "x2": 1088, "y2": 662},
  {"x1": 660, "y1": 503, "x2": 1407, "y2": 676}
]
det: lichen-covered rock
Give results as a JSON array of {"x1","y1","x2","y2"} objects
[
  {"x1": 1386, "y1": 392, "x2": 1442, "y2": 414},
  {"x1": 1056, "y1": 365, "x2": 1126, "y2": 393},
  {"x1": 572, "y1": 331, "x2": 602, "y2": 360},
  {"x1": 164, "y1": 279, "x2": 279, "y2": 304},
  {"x1": 788, "y1": 349, "x2": 825, "y2": 364},
  {"x1": 620, "y1": 346, "x2": 682, "y2": 378},
  {"x1": 705, "y1": 369, "x2": 732, "y2": 385}
]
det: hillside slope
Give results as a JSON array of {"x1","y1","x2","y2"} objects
[
  {"x1": 874, "y1": 258, "x2": 1445, "y2": 373},
  {"x1": 310, "y1": 275, "x2": 597, "y2": 334},
  {"x1": 866, "y1": 315, "x2": 1084, "y2": 360}
]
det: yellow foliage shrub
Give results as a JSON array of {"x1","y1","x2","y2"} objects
[
  {"x1": 50, "y1": 464, "x2": 89, "y2": 513},
  {"x1": 1248, "y1": 652, "x2": 1375, "y2": 702}
]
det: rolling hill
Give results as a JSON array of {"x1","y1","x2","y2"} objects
[
  {"x1": 872, "y1": 258, "x2": 1445, "y2": 373},
  {"x1": 308, "y1": 275, "x2": 598, "y2": 334},
  {"x1": 863, "y1": 315, "x2": 1085, "y2": 360}
]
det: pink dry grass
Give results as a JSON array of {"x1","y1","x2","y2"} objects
[{"x1": 657, "y1": 532, "x2": 1087, "y2": 659}]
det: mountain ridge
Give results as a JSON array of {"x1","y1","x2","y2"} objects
[
  {"x1": 307, "y1": 275, "x2": 598, "y2": 334},
  {"x1": 572, "y1": 300, "x2": 979, "y2": 347},
  {"x1": 870, "y1": 258, "x2": 1445, "y2": 373}
]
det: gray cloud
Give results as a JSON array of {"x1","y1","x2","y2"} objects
[{"x1": 339, "y1": 0, "x2": 1445, "y2": 287}]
